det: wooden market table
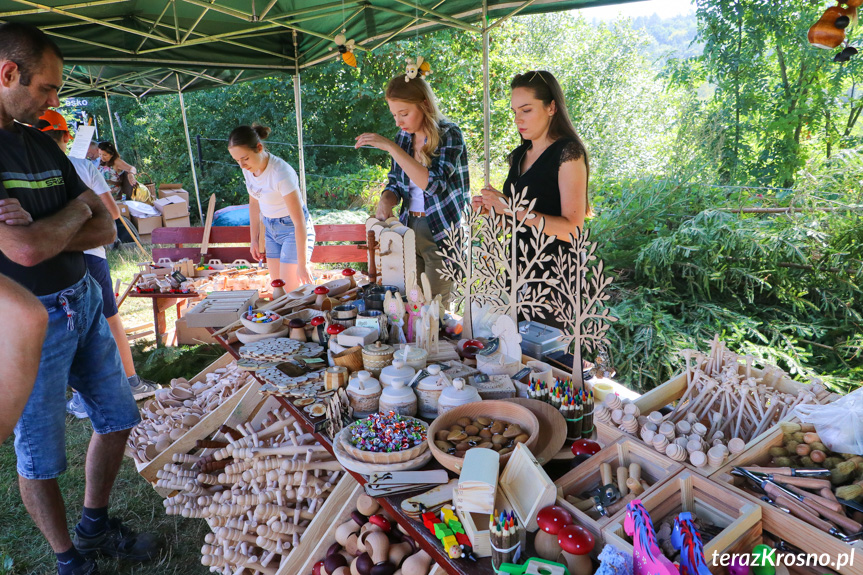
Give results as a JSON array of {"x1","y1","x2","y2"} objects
[
  {"x1": 128, "y1": 291, "x2": 200, "y2": 346},
  {"x1": 210, "y1": 332, "x2": 501, "y2": 575}
]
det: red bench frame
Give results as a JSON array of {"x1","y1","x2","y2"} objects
[{"x1": 151, "y1": 224, "x2": 368, "y2": 264}]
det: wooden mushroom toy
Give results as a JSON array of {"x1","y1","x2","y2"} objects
[
  {"x1": 289, "y1": 318, "x2": 307, "y2": 342},
  {"x1": 343, "y1": 268, "x2": 357, "y2": 289},
  {"x1": 336, "y1": 517, "x2": 364, "y2": 547},
  {"x1": 557, "y1": 524, "x2": 595, "y2": 575},
  {"x1": 401, "y1": 550, "x2": 432, "y2": 575},
  {"x1": 311, "y1": 315, "x2": 327, "y2": 342},
  {"x1": 315, "y1": 286, "x2": 331, "y2": 309},
  {"x1": 535, "y1": 505, "x2": 573, "y2": 561},
  {"x1": 271, "y1": 278, "x2": 286, "y2": 300}
]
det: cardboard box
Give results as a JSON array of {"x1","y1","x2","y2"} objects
[
  {"x1": 158, "y1": 184, "x2": 190, "y2": 204},
  {"x1": 154, "y1": 196, "x2": 189, "y2": 219},
  {"x1": 131, "y1": 215, "x2": 162, "y2": 235},
  {"x1": 117, "y1": 202, "x2": 130, "y2": 218},
  {"x1": 163, "y1": 214, "x2": 191, "y2": 228}
]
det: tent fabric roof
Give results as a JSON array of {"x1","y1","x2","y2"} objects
[{"x1": 1, "y1": 0, "x2": 639, "y2": 97}]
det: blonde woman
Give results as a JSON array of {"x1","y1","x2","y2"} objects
[{"x1": 355, "y1": 75, "x2": 469, "y2": 305}]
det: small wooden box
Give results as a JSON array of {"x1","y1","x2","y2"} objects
[
  {"x1": 625, "y1": 367, "x2": 838, "y2": 476},
  {"x1": 468, "y1": 374, "x2": 516, "y2": 400},
  {"x1": 602, "y1": 470, "x2": 762, "y2": 575},
  {"x1": 456, "y1": 489, "x2": 513, "y2": 558},
  {"x1": 499, "y1": 443, "x2": 558, "y2": 532},
  {"x1": 710, "y1": 427, "x2": 863, "y2": 574},
  {"x1": 555, "y1": 437, "x2": 684, "y2": 550}
]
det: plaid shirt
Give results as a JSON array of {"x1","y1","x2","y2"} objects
[{"x1": 384, "y1": 121, "x2": 470, "y2": 244}]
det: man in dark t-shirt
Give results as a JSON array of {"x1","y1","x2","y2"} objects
[{"x1": 0, "y1": 23, "x2": 157, "y2": 575}]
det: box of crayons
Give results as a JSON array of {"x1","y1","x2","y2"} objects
[{"x1": 527, "y1": 376, "x2": 595, "y2": 441}]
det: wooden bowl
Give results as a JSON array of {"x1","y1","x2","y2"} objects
[
  {"x1": 236, "y1": 325, "x2": 290, "y2": 344},
  {"x1": 332, "y1": 345, "x2": 364, "y2": 373},
  {"x1": 427, "y1": 400, "x2": 539, "y2": 473},
  {"x1": 240, "y1": 311, "x2": 284, "y2": 334},
  {"x1": 339, "y1": 418, "x2": 429, "y2": 464}
]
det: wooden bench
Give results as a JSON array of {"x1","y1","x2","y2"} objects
[{"x1": 151, "y1": 224, "x2": 368, "y2": 264}]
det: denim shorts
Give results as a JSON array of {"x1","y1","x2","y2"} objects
[
  {"x1": 263, "y1": 210, "x2": 315, "y2": 264},
  {"x1": 14, "y1": 273, "x2": 141, "y2": 480},
  {"x1": 84, "y1": 254, "x2": 119, "y2": 318}
]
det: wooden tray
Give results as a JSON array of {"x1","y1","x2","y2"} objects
[
  {"x1": 623, "y1": 366, "x2": 838, "y2": 476},
  {"x1": 426, "y1": 400, "x2": 539, "y2": 474},
  {"x1": 710, "y1": 427, "x2": 863, "y2": 574},
  {"x1": 555, "y1": 436, "x2": 684, "y2": 551},
  {"x1": 339, "y1": 418, "x2": 429, "y2": 464},
  {"x1": 502, "y1": 398, "x2": 567, "y2": 465},
  {"x1": 333, "y1": 433, "x2": 433, "y2": 475},
  {"x1": 602, "y1": 470, "x2": 762, "y2": 573}
]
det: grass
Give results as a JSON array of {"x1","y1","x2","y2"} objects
[{"x1": 0, "y1": 241, "x2": 213, "y2": 575}]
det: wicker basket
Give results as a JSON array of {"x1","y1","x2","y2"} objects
[
  {"x1": 339, "y1": 418, "x2": 429, "y2": 464},
  {"x1": 427, "y1": 400, "x2": 540, "y2": 473},
  {"x1": 332, "y1": 346, "x2": 364, "y2": 373}
]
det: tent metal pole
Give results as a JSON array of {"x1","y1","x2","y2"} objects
[
  {"x1": 177, "y1": 75, "x2": 204, "y2": 222},
  {"x1": 104, "y1": 91, "x2": 118, "y2": 149},
  {"x1": 482, "y1": 0, "x2": 490, "y2": 188},
  {"x1": 292, "y1": 29, "x2": 307, "y2": 202}
]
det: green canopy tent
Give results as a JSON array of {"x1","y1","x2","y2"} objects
[{"x1": 1, "y1": 0, "x2": 641, "y2": 218}]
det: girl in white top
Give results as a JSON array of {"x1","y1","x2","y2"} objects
[{"x1": 228, "y1": 124, "x2": 315, "y2": 291}]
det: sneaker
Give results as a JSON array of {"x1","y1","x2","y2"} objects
[
  {"x1": 129, "y1": 377, "x2": 161, "y2": 401},
  {"x1": 66, "y1": 394, "x2": 89, "y2": 419},
  {"x1": 73, "y1": 518, "x2": 160, "y2": 562},
  {"x1": 58, "y1": 557, "x2": 100, "y2": 575}
]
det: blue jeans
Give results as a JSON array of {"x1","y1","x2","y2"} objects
[
  {"x1": 263, "y1": 210, "x2": 315, "y2": 264},
  {"x1": 13, "y1": 273, "x2": 140, "y2": 479}
]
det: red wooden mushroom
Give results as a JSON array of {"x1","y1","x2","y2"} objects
[
  {"x1": 271, "y1": 278, "x2": 286, "y2": 300},
  {"x1": 311, "y1": 315, "x2": 326, "y2": 342},
  {"x1": 343, "y1": 268, "x2": 357, "y2": 289},
  {"x1": 368, "y1": 514, "x2": 391, "y2": 533},
  {"x1": 288, "y1": 318, "x2": 307, "y2": 342},
  {"x1": 535, "y1": 505, "x2": 573, "y2": 560},
  {"x1": 571, "y1": 439, "x2": 602, "y2": 458},
  {"x1": 315, "y1": 285, "x2": 330, "y2": 308},
  {"x1": 557, "y1": 524, "x2": 595, "y2": 575}
]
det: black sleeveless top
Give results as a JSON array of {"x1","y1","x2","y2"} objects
[{"x1": 502, "y1": 137, "x2": 586, "y2": 330}]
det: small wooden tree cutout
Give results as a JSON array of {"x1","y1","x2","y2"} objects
[
  {"x1": 435, "y1": 206, "x2": 481, "y2": 339},
  {"x1": 548, "y1": 227, "x2": 617, "y2": 389},
  {"x1": 471, "y1": 186, "x2": 559, "y2": 324}
]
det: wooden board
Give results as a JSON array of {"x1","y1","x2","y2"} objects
[
  {"x1": 601, "y1": 470, "x2": 762, "y2": 574},
  {"x1": 555, "y1": 436, "x2": 684, "y2": 551},
  {"x1": 275, "y1": 475, "x2": 362, "y2": 575},
  {"x1": 502, "y1": 398, "x2": 567, "y2": 465},
  {"x1": 709, "y1": 427, "x2": 863, "y2": 574},
  {"x1": 498, "y1": 443, "x2": 558, "y2": 533}
]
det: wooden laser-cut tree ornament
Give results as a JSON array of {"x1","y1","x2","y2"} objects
[
  {"x1": 548, "y1": 227, "x2": 617, "y2": 389},
  {"x1": 472, "y1": 187, "x2": 559, "y2": 324},
  {"x1": 435, "y1": 206, "x2": 482, "y2": 339}
]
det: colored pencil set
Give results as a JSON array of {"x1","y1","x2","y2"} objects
[
  {"x1": 489, "y1": 509, "x2": 523, "y2": 569},
  {"x1": 529, "y1": 376, "x2": 595, "y2": 441}
]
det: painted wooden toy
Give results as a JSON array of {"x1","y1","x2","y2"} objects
[
  {"x1": 671, "y1": 512, "x2": 710, "y2": 575},
  {"x1": 404, "y1": 272, "x2": 427, "y2": 343},
  {"x1": 624, "y1": 500, "x2": 679, "y2": 575},
  {"x1": 384, "y1": 289, "x2": 407, "y2": 345}
]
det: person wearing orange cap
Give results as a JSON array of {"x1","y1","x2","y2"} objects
[{"x1": 37, "y1": 110, "x2": 161, "y2": 408}]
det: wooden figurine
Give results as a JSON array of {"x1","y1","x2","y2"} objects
[
  {"x1": 384, "y1": 289, "x2": 407, "y2": 345},
  {"x1": 671, "y1": 512, "x2": 710, "y2": 575},
  {"x1": 404, "y1": 272, "x2": 427, "y2": 343},
  {"x1": 624, "y1": 500, "x2": 678, "y2": 575},
  {"x1": 379, "y1": 223, "x2": 417, "y2": 293}
]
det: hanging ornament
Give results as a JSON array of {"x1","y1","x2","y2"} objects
[
  {"x1": 334, "y1": 29, "x2": 357, "y2": 68},
  {"x1": 404, "y1": 56, "x2": 431, "y2": 82},
  {"x1": 808, "y1": 1, "x2": 860, "y2": 62}
]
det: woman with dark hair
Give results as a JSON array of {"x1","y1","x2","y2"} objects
[
  {"x1": 356, "y1": 75, "x2": 469, "y2": 305},
  {"x1": 474, "y1": 70, "x2": 591, "y2": 330},
  {"x1": 97, "y1": 141, "x2": 137, "y2": 200},
  {"x1": 228, "y1": 124, "x2": 314, "y2": 291}
]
